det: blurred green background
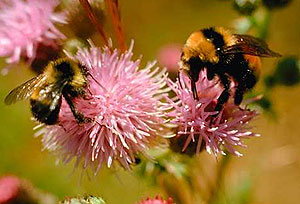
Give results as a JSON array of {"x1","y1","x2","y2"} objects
[{"x1": 0, "y1": 0, "x2": 300, "y2": 204}]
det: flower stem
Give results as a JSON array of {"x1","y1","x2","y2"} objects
[
  {"x1": 207, "y1": 155, "x2": 231, "y2": 204},
  {"x1": 79, "y1": 0, "x2": 109, "y2": 47},
  {"x1": 105, "y1": 0, "x2": 127, "y2": 52},
  {"x1": 258, "y1": 9, "x2": 271, "y2": 40}
]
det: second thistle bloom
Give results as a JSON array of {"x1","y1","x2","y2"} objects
[
  {"x1": 37, "y1": 43, "x2": 170, "y2": 171},
  {"x1": 167, "y1": 71, "x2": 259, "y2": 156},
  {"x1": 0, "y1": 0, "x2": 66, "y2": 65}
]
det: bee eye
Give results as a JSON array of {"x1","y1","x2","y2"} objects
[
  {"x1": 56, "y1": 61, "x2": 75, "y2": 77},
  {"x1": 56, "y1": 62, "x2": 71, "y2": 72}
]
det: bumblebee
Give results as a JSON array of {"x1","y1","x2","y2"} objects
[
  {"x1": 4, "y1": 58, "x2": 91, "y2": 125},
  {"x1": 180, "y1": 27, "x2": 281, "y2": 114}
]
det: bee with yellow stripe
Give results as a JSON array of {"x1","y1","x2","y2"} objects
[
  {"x1": 180, "y1": 27, "x2": 281, "y2": 115},
  {"x1": 5, "y1": 58, "x2": 91, "y2": 125}
]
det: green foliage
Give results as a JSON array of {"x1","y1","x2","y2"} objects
[
  {"x1": 273, "y1": 56, "x2": 300, "y2": 86},
  {"x1": 63, "y1": 38, "x2": 87, "y2": 56},
  {"x1": 213, "y1": 176, "x2": 253, "y2": 204},
  {"x1": 135, "y1": 148, "x2": 191, "y2": 184},
  {"x1": 264, "y1": 56, "x2": 300, "y2": 88}
]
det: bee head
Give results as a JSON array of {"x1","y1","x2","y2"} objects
[
  {"x1": 180, "y1": 53, "x2": 205, "y2": 83},
  {"x1": 55, "y1": 60, "x2": 75, "y2": 77},
  {"x1": 179, "y1": 52, "x2": 205, "y2": 101}
]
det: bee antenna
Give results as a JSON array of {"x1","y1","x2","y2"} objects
[{"x1": 86, "y1": 72, "x2": 107, "y2": 92}]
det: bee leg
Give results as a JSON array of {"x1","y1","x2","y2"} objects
[
  {"x1": 210, "y1": 74, "x2": 230, "y2": 125},
  {"x1": 63, "y1": 93, "x2": 92, "y2": 123},
  {"x1": 191, "y1": 80, "x2": 199, "y2": 100},
  {"x1": 186, "y1": 71, "x2": 199, "y2": 100},
  {"x1": 187, "y1": 57, "x2": 204, "y2": 100},
  {"x1": 177, "y1": 71, "x2": 183, "y2": 89},
  {"x1": 215, "y1": 74, "x2": 231, "y2": 112},
  {"x1": 234, "y1": 85, "x2": 246, "y2": 106},
  {"x1": 234, "y1": 71, "x2": 256, "y2": 106}
]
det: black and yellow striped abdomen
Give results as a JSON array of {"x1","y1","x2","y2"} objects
[{"x1": 30, "y1": 98, "x2": 61, "y2": 125}]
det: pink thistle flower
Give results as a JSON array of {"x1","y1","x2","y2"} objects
[
  {"x1": 0, "y1": 0, "x2": 66, "y2": 66},
  {"x1": 166, "y1": 71, "x2": 260, "y2": 156},
  {"x1": 137, "y1": 196, "x2": 174, "y2": 204},
  {"x1": 0, "y1": 175, "x2": 20, "y2": 203},
  {"x1": 0, "y1": 175, "x2": 58, "y2": 203},
  {"x1": 36, "y1": 42, "x2": 171, "y2": 172},
  {"x1": 157, "y1": 44, "x2": 182, "y2": 73}
]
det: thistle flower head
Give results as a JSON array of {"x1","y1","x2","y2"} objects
[
  {"x1": 0, "y1": 0, "x2": 66, "y2": 65},
  {"x1": 37, "y1": 42, "x2": 170, "y2": 172},
  {"x1": 167, "y1": 71, "x2": 259, "y2": 156},
  {"x1": 137, "y1": 196, "x2": 174, "y2": 204},
  {"x1": 0, "y1": 176, "x2": 20, "y2": 203}
]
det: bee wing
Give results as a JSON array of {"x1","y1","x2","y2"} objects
[
  {"x1": 41, "y1": 83, "x2": 64, "y2": 111},
  {"x1": 4, "y1": 75, "x2": 46, "y2": 105},
  {"x1": 222, "y1": 34, "x2": 282, "y2": 57},
  {"x1": 29, "y1": 83, "x2": 64, "y2": 124}
]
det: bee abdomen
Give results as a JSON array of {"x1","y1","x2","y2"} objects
[
  {"x1": 202, "y1": 27, "x2": 225, "y2": 50},
  {"x1": 30, "y1": 99, "x2": 60, "y2": 125}
]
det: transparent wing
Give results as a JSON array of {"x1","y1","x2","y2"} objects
[
  {"x1": 222, "y1": 34, "x2": 281, "y2": 57},
  {"x1": 4, "y1": 75, "x2": 46, "y2": 105},
  {"x1": 38, "y1": 83, "x2": 63, "y2": 111},
  {"x1": 30, "y1": 83, "x2": 63, "y2": 124}
]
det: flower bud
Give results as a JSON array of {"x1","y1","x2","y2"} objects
[
  {"x1": 233, "y1": 0, "x2": 259, "y2": 15},
  {"x1": 137, "y1": 196, "x2": 174, "y2": 204},
  {"x1": 60, "y1": 196, "x2": 106, "y2": 204}
]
